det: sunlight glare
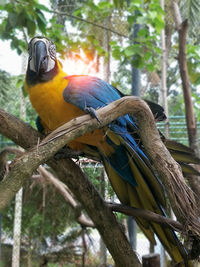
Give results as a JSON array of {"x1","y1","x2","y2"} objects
[{"x1": 62, "y1": 50, "x2": 99, "y2": 76}]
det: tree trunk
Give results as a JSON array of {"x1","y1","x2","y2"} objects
[
  {"x1": 12, "y1": 51, "x2": 27, "y2": 267},
  {"x1": 172, "y1": 1, "x2": 200, "y2": 203},
  {"x1": 142, "y1": 254, "x2": 160, "y2": 267},
  {"x1": 131, "y1": 21, "x2": 141, "y2": 97},
  {"x1": 129, "y1": 19, "x2": 141, "y2": 250},
  {"x1": 99, "y1": 170, "x2": 107, "y2": 267},
  {"x1": 12, "y1": 188, "x2": 23, "y2": 267},
  {"x1": 160, "y1": 0, "x2": 169, "y2": 137}
]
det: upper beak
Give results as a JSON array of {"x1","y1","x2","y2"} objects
[{"x1": 34, "y1": 41, "x2": 48, "y2": 74}]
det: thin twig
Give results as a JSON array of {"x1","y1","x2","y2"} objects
[
  {"x1": 51, "y1": 10, "x2": 128, "y2": 38},
  {"x1": 108, "y1": 202, "x2": 183, "y2": 232}
]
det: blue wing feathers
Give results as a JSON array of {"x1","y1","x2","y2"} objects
[
  {"x1": 64, "y1": 75, "x2": 122, "y2": 108},
  {"x1": 63, "y1": 75, "x2": 157, "y2": 188}
]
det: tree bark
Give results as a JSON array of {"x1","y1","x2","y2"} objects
[
  {"x1": 172, "y1": 1, "x2": 200, "y2": 204},
  {"x1": 12, "y1": 187, "x2": 23, "y2": 267},
  {"x1": 142, "y1": 253, "x2": 160, "y2": 267},
  {"x1": 160, "y1": 0, "x2": 169, "y2": 137},
  {"x1": 177, "y1": 20, "x2": 199, "y2": 154}
]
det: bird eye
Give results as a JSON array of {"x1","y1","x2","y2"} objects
[
  {"x1": 28, "y1": 43, "x2": 32, "y2": 61},
  {"x1": 49, "y1": 42, "x2": 56, "y2": 60}
]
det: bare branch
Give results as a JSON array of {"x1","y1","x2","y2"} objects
[
  {"x1": 51, "y1": 10, "x2": 128, "y2": 38},
  {"x1": 38, "y1": 166, "x2": 95, "y2": 228},
  {"x1": 172, "y1": 2, "x2": 200, "y2": 206},
  {"x1": 172, "y1": 1, "x2": 182, "y2": 30},
  {"x1": 108, "y1": 202, "x2": 183, "y2": 232}
]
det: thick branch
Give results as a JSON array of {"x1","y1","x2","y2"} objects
[
  {"x1": 0, "y1": 106, "x2": 141, "y2": 267},
  {"x1": 12, "y1": 148, "x2": 180, "y2": 233},
  {"x1": 177, "y1": 20, "x2": 199, "y2": 153},
  {"x1": 0, "y1": 96, "x2": 199, "y2": 246},
  {"x1": 0, "y1": 97, "x2": 199, "y2": 235},
  {"x1": 172, "y1": 1, "x2": 200, "y2": 206},
  {"x1": 40, "y1": 96, "x2": 200, "y2": 236}
]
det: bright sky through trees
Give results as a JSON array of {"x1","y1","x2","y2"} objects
[{"x1": 0, "y1": 40, "x2": 21, "y2": 75}]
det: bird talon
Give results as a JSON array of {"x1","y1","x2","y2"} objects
[{"x1": 84, "y1": 107, "x2": 101, "y2": 123}]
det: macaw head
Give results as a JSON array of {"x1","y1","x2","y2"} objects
[{"x1": 27, "y1": 36, "x2": 57, "y2": 75}]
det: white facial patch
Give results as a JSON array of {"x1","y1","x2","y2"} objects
[{"x1": 28, "y1": 37, "x2": 56, "y2": 73}]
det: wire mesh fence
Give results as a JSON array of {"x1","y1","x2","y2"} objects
[{"x1": 157, "y1": 116, "x2": 200, "y2": 146}]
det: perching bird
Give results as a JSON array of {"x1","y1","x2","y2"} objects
[{"x1": 25, "y1": 36, "x2": 199, "y2": 266}]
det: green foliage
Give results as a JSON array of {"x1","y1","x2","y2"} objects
[
  {"x1": 110, "y1": 0, "x2": 164, "y2": 71},
  {"x1": 192, "y1": 91, "x2": 200, "y2": 121},
  {"x1": 3, "y1": 179, "x2": 79, "y2": 251},
  {"x1": 186, "y1": 44, "x2": 200, "y2": 85},
  {"x1": 0, "y1": 70, "x2": 37, "y2": 127},
  {"x1": 180, "y1": 0, "x2": 200, "y2": 37},
  {"x1": 0, "y1": 0, "x2": 49, "y2": 53},
  {"x1": 0, "y1": 70, "x2": 21, "y2": 117}
]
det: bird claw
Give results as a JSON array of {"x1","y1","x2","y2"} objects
[{"x1": 84, "y1": 107, "x2": 101, "y2": 123}]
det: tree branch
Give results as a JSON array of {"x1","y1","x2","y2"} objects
[
  {"x1": 39, "y1": 96, "x2": 200, "y2": 237},
  {"x1": 38, "y1": 166, "x2": 95, "y2": 228},
  {"x1": 5, "y1": 149, "x2": 184, "y2": 232},
  {"x1": 108, "y1": 202, "x2": 183, "y2": 232},
  {"x1": 0, "y1": 104, "x2": 142, "y2": 267},
  {"x1": 51, "y1": 10, "x2": 128, "y2": 38},
  {"x1": 0, "y1": 96, "x2": 200, "y2": 262},
  {"x1": 172, "y1": 1, "x2": 200, "y2": 207}
]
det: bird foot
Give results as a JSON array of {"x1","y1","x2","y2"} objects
[{"x1": 84, "y1": 107, "x2": 101, "y2": 123}]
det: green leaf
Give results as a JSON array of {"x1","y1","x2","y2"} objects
[
  {"x1": 144, "y1": 51, "x2": 151, "y2": 61},
  {"x1": 22, "y1": 84, "x2": 28, "y2": 97},
  {"x1": 124, "y1": 44, "x2": 142, "y2": 57},
  {"x1": 124, "y1": 46, "x2": 136, "y2": 57},
  {"x1": 36, "y1": 10, "x2": 47, "y2": 25},
  {"x1": 27, "y1": 19, "x2": 36, "y2": 36},
  {"x1": 109, "y1": 41, "x2": 117, "y2": 46},
  {"x1": 8, "y1": 12, "x2": 18, "y2": 27},
  {"x1": 98, "y1": 1, "x2": 112, "y2": 9},
  {"x1": 132, "y1": 55, "x2": 144, "y2": 69},
  {"x1": 154, "y1": 17, "x2": 165, "y2": 32},
  {"x1": 146, "y1": 63, "x2": 155, "y2": 72},
  {"x1": 137, "y1": 28, "x2": 148, "y2": 37},
  {"x1": 36, "y1": 12, "x2": 47, "y2": 34},
  {"x1": 112, "y1": 46, "x2": 121, "y2": 60},
  {"x1": 148, "y1": 11, "x2": 157, "y2": 20},
  {"x1": 127, "y1": 15, "x2": 135, "y2": 25},
  {"x1": 34, "y1": 3, "x2": 50, "y2": 12}
]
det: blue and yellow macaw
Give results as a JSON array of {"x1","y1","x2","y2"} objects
[{"x1": 25, "y1": 36, "x2": 199, "y2": 266}]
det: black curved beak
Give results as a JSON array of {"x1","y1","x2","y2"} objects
[{"x1": 34, "y1": 41, "x2": 48, "y2": 74}]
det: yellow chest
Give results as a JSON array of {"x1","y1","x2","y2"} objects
[{"x1": 25, "y1": 72, "x2": 84, "y2": 131}]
